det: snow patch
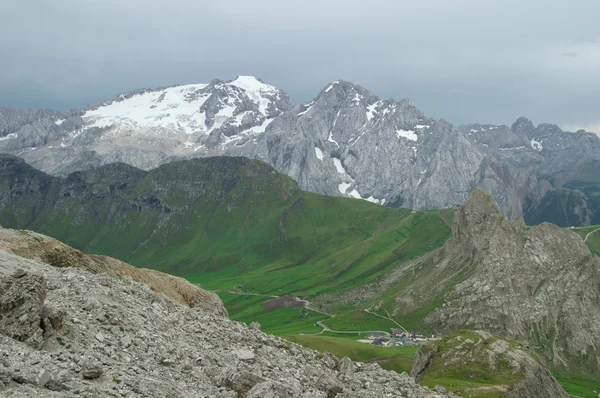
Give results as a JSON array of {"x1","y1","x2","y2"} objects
[
  {"x1": 84, "y1": 83, "x2": 210, "y2": 133},
  {"x1": 348, "y1": 189, "x2": 361, "y2": 199},
  {"x1": 226, "y1": 76, "x2": 277, "y2": 116},
  {"x1": 241, "y1": 118, "x2": 273, "y2": 135},
  {"x1": 0, "y1": 133, "x2": 18, "y2": 141},
  {"x1": 325, "y1": 85, "x2": 333, "y2": 93},
  {"x1": 327, "y1": 132, "x2": 339, "y2": 147},
  {"x1": 54, "y1": 119, "x2": 65, "y2": 126},
  {"x1": 415, "y1": 125, "x2": 429, "y2": 129},
  {"x1": 314, "y1": 147, "x2": 324, "y2": 161},
  {"x1": 530, "y1": 138, "x2": 543, "y2": 151},
  {"x1": 364, "y1": 196, "x2": 380, "y2": 204},
  {"x1": 332, "y1": 158, "x2": 345, "y2": 174},
  {"x1": 396, "y1": 129, "x2": 418, "y2": 141},
  {"x1": 338, "y1": 182, "x2": 351, "y2": 194},
  {"x1": 366, "y1": 102, "x2": 379, "y2": 121}
]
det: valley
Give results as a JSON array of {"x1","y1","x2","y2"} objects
[
  {"x1": 4, "y1": 2, "x2": 600, "y2": 396},
  {"x1": 1, "y1": 156, "x2": 600, "y2": 396}
]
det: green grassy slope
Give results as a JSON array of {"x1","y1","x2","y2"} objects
[
  {"x1": 0, "y1": 154, "x2": 452, "y2": 333},
  {"x1": 284, "y1": 334, "x2": 418, "y2": 374},
  {"x1": 571, "y1": 225, "x2": 600, "y2": 256}
]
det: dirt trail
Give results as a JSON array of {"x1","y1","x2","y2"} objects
[
  {"x1": 584, "y1": 227, "x2": 600, "y2": 242},
  {"x1": 316, "y1": 320, "x2": 390, "y2": 337}
]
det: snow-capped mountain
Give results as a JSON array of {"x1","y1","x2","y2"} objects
[{"x1": 0, "y1": 76, "x2": 597, "y2": 224}]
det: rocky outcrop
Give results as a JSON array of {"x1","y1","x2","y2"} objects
[
  {"x1": 424, "y1": 189, "x2": 600, "y2": 377},
  {"x1": 0, "y1": 270, "x2": 46, "y2": 347},
  {"x1": 462, "y1": 118, "x2": 600, "y2": 225},
  {"x1": 472, "y1": 157, "x2": 551, "y2": 220},
  {"x1": 0, "y1": 226, "x2": 228, "y2": 317},
  {"x1": 411, "y1": 330, "x2": 568, "y2": 397},
  {"x1": 0, "y1": 248, "x2": 450, "y2": 397}
]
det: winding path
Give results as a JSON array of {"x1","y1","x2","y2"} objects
[
  {"x1": 584, "y1": 227, "x2": 600, "y2": 242},
  {"x1": 227, "y1": 290, "x2": 398, "y2": 336},
  {"x1": 316, "y1": 320, "x2": 391, "y2": 337}
]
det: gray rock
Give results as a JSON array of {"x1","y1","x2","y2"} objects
[
  {"x1": 37, "y1": 369, "x2": 51, "y2": 386},
  {"x1": 316, "y1": 373, "x2": 343, "y2": 398},
  {"x1": 301, "y1": 389, "x2": 328, "y2": 398},
  {"x1": 233, "y1": 348, "x2": 255, "y2": 363},
  {"x1": 249, "y1": 321, "x2": 261, "y2": 331},
  {"x1": 41, "y1": 304, "x2": 66, "y2": 334},
  {"x1": 246, "y1": 380, "x2": 294, "y2": 398},
  {"x1": 84, "y1": 297, "x2": 101, "y2": 312},
  {"x1": 0, "y1": 272, "x2": 46, "y2": 346},
  {"x1": 81, "y1": 360, "x2": 103, "y2": 379},
  {"x1": 337, "y1": 357, "x2": 355, "y2": 376},
  {"x1": 321, "y1": 352, "x2": 339, "y2": 370},
  {"x1": 217, "y1": 368, "x2": 265, "y2": 396},
  {"x1": 121, "y1": 334, "x2": 132, "y2": 348}
]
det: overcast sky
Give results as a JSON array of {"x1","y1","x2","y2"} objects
[{"x1": 1, "y1": 0, "x2": 599, "y2": 132}]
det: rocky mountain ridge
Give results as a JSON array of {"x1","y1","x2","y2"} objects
[
  {"x1": 2, "y1": 76, "x2": 595, "y2": 225},
  {"x1": 417, "y1": 189, "x2": 600, "y2": 377},
  {"x1": 462, "y1": 117, "x2": 600, "y2": 225}
]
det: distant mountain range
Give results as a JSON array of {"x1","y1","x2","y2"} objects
[{"x1": 1, "y1": 76, "x2": 599, "y2": 226}]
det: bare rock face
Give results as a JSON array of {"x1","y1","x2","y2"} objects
[
  {"x1": 425, "y1": 188, "x2": 600, "y2": 377},
  {"x1": 412, "y1": 331, "x2": 568, "y2": 398},
  {"x1": 81, "y1": 360, "x2": 103, "y2": 380},
  {"x1": 472, "y1": 157, "x2": 552, "y2": 220},
  {"x1": 0, "y1": 270, "x2": 46, "y2": 347}
]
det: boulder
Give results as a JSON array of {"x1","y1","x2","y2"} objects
[
  {"x1": 0, "y1": 271, "x2": 46, "y2": 346},
  {"x1": 81, "y1": 360, "x2": 103, "y2": 380}
]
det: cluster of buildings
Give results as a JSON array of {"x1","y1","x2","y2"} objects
[{"x1": 365, "y1": 329, "x2": 428, "y2": 347}]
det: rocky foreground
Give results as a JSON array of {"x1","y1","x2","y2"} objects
[{"x1": 0, "y1": 244, "x2": 450, "y2": 397}]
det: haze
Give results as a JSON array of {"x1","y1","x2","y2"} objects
[{"x1": 1, "y1": 0, "x2": 599, "y2": 132}]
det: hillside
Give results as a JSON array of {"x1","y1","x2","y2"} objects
[
  {"x1": 0, "y1": 154, "x2": 452, "y2": 319},
  {"x1": 0, "y1": 239, "x2": 448, "y2": 397},
  {"x1": 572, "y1": 224, "x2": 600, "y2": 257},
  {"x1": 412, "y1": 330, "x2": 568, "y2": 397}
]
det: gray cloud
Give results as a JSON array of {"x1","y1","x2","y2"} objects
[
  {"x1": 1, "y1": 0, "x2": 599, "y2": 129},
  {"x1": 560, "y1": 52, "x2": 578, "y2": 57}
]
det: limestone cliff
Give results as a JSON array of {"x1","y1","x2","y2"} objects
[{"x1": 423, "y1": 189, "x2": 600, "y2": 377}]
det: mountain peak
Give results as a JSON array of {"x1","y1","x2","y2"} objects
[
  {"x1": 226, "y1": 75, "x2": 278, "y2": 94},
  {"x1": 451, "y1": 188, "x2": 509, "y2": 253},
  {"x1": 511, "y1": 116, "x2": 535, "y2": 134}
]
